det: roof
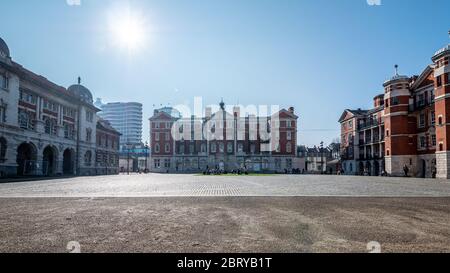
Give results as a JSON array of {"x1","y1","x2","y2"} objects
[
  {"x1": 97, "y1": 118, "x2": 121, "y2": 135},
  {"x1": 0, "y1": 37, "x2": 10, "y2": 57}
]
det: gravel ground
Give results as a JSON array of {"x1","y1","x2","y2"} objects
[{"x1": 0, "y1": 197, "x2": 449, "y2": 253}]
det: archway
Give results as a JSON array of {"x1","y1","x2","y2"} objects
[
  {"x1": 43, "y1": 146, "x2": 58, "y2": 176},
  {"x1": 374, "y1": 161, "x2": 380, "y2": 176},
  {"x1": 63, "y1": 148, "x2": 75, "y2": 175},
  {"x1": 16, "y1": 142, "x2": 37, "y2": 176}
]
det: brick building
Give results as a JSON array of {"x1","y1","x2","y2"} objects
[
  {"x1": 339, "y1": 42, "x2": 450, "y2": 178},
  {"x1": 149, "y1": 101, "x2": 298, "y2": 173}
]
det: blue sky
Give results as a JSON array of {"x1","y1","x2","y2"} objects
[{"x1": 1, "y1": 0, "x2": 449, "y2": 146}]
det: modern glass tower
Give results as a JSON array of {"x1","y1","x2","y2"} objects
[{"x1": 96, "y1": 99, "x2": 143, "y2": 150}]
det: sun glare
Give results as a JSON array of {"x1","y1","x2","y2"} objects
[{"x1": 108, "y1": 7, "x2": 148, "y2": 52}]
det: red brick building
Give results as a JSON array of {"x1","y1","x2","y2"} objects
[
  {"x1": 339, "y1": 43, "x2": 450, "y2": 178},
  {"x1": 149, "y1": 101, "x2": 298, "y2": 173}
]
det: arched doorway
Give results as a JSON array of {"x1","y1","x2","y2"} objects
[
  {"x1": 63, "y1": 148, "x2": 74, "y2": 175},
  {"x1": 16, "y1": 142, "x2": 37, "y2": 176},
  {"x1": 359, "y1": 162, "x2": 364, "y2": 175},
  {"x1": 43, "y1": 146, "x2": 58, "y2": 176},
  {"x1": 366, "y1": 161, "x2": 372, "y2": 176},
  {"x1": 374, "y1": 161, "x2": 380, "y2": 176}
]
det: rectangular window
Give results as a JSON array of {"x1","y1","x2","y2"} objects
[
  {"x1": 287, "y1": 131, "x2": 292, "y2": 140},
  {"x1": 392, "y1": 97, "x2": 399, "y2": 106},
  {"x1": 437, "y1": 75, "x2": 442, "y2": 87},
  {"x1": 155, "y1": 133, "x2": 160, "y2": 141},
  {"x1": 419, "y1": 113, "x2": 426, "y2": 128},
  {"x1": 1, "y1": 74, "x2": 8, "y2": 89},
  {"x1": 420, "y1": 136, "x2": 426, "y2": 148},
  {"x1": 431, "y1": 111, "x2": 435, "y2": 126},
  {"x1": 165, "y1": 132, "x2": 170, "y2": 141},
  {"x1": 286, "y1": 120, "x2": 292, "y2": 128},
  {"x1": 432, "y1": 135, "x2": 437, "y2": 147},
  {"x1": 86, "y1": 111, "x2": 94, "y2": 122}
]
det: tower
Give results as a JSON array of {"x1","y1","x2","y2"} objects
[
  {"x1": 432, "y1": 41, "x2": 450, "y2": 178},
  {"x1": 383, "y1": 65, "x2": 415, "y2": 176}
]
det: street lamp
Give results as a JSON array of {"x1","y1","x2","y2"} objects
[
  {"x1": 320, "y1": 141, "x2": 324, "y2": 174},
  {"x1": 144, "y1": 141, "x2": 149, "y2": 173},
  {"x1": 126, "y1": 142, "x2": 133, "y2": 175}
]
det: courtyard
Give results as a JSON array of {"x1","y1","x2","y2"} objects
[{"x1": 0, "y1": 174, "x2": 450, "y2": 253}]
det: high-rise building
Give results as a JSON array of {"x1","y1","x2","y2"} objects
[{"x1": 96, "y1": 99, "x2": 143, "y2": 150}]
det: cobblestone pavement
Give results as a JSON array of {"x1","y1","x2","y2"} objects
[{"x1": 0, "y1": 174, "x2": 450, "y2": 197}]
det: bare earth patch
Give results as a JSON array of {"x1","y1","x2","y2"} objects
[{"x1": 0, "y1": 197, "x2": 449, "y2": 253}]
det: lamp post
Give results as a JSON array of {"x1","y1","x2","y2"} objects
[
  {"x1": 126, "y1": 143, "x2": 133, "y2": 175},
  {"x1": 145, "y1": 141, "x2": 149, "y2": 173},
  {"x1": 320, "y1": 141, "x2": 324, "y2": 174}
]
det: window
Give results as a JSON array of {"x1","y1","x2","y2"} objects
[
  {"x1": 431, "y1": 111, "x2": 436, "y2": 126},
  {"x1": 155, "y1": 122, "x2": 160, "y2": 129},
  {"x1": 386, "y1": 130, "x2": 389, "y2": 137},
  {"x1": 286, "y1": 142, "x2": 292, "y2": 153},
  {"x1": 164, "y1": 159, "x2": 171, "y2": 168},
  {"x1": 0, "y1": 102, "x2": 6, "y2": 123},
  {"x1": 417, "y1": 94, "x2": 424, "y2": 107},
  {"x1": 287, "y1": 131, "x2": 292, "y2": 140},
  {"x1": 190, "y1": 144, "x2": 195, "y2": 154},
  {"x1": 219, "y1": 142, "x2": 224, "y2": 153},
  {"x1": 438, "y1": 115, "x2": 443, "y2": 126},
  {"x1": 19, "y1": 91, "x2": 37, "y2": 105},
  {"x1": 155, "y1": 133, "x2": 160, "y2": 141},
  {"x1": 44, "y1": 117, "x2": 55, "y2": 135},
  {"x1": 201, "y1": 144, "x2": 206, "y2": 153},
  {"x1": 179, "y1": 144, "x2": 184, "y2": 154},
  {"x1": 437, "y1": 75, "x2": 442, "y2": 87},
  {"x1": 419, "y1": 136, "x2": 426, "y2": 148},
  {"x1": 154, "y1": 143, "x2": 160, "y2": 153},
  {"x1": 64, "y1": 122, "x2": 74, "y2": 139},
  {"x1": 348, "y1": 120, "x2": 353, "y2": 129},
  {"x1": 165, "y1": 143, "x2": 171, "y2": 153},
  {"x1": 0, "y1": 137, "x2": 6, "y2": 161},
  {"x1": 154, "y1": 159, "x2": 161, "y2": 169},
  {"x1": 430, "y1": 90, "x2": 435, "y2": 103},
  {"x1": 1, "y1": 74, "x2": 8, "y2": 90},
  {"x1": 287, "y1": 120, "x2": 292, "y2": 128},
  {"x1": 392, "y1": 97, "x2": 399, "y2": 106},
  {"x1": 250, "y1": 144, "x2": 256, "y2": 154},
  {"x1": 227, "y1": 143, "x2": 233, "y2": 153},
  {"x1": 84, "y1": 151, "x2": 92, "y2": 166},
  {"x1": 419, "y1": 113, "x2": 425, "y2": 128},
  {"x1": 432, "y1": 135, "x2": 437, "y2": 147},
  {"x1": 165, "y1": 132, "x2": 170, "y2": 141},
  {"x1": 19, "y1": 110, "x2": 34, "y2": 130},
  {"x1": 86, "y1": 111, "x2": 94, "y2": 123},
  {"x1": 211, "y1": 143, "x2": 217, "y2": 153},
  {"x1": 86, "y1": 129, "x2": 92, "y2": 142},
  {"x1": 237, "y1": 143, "x2": 243, "y2": 153},
  {"x1": 439, "y1": 143, "x2": 444, "y2": 151}
]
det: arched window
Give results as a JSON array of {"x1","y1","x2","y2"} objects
[
  {"x1": 155, "y1": 143, "x2": 160, "y2": 153},
  {"x1": 165, "y1": 143, "x2": 170, "y2": 153},
  {"x1": 0, "y1": 137, "x2": 6, "y2": 161},
  {"x1": 84, "y1": 151, "x2": 92, "y2": 166}
]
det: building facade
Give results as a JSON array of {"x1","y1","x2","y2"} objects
[
  {"x1": 149, "y1": 102, "x2": 299, "y2": 173},
  {"x1": 0, "y1": 37, "x2": 120, "y2": 178},
  {"x1": 96, "y1": 99, "x2": 143, "y2": 150},
  {"x1": 339, "y1": 42, "x2": 450, "y2": 178},
  {"x1": 95, "y1": 119, "x2": 121, "y2": 175}
]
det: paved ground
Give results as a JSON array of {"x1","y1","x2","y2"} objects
[
  {"x1": 1, "y1": 175, "x2": 450, "y2": 253},
  {"x1": 0, "y1": 174, "x2": 450, "y2": 197}
]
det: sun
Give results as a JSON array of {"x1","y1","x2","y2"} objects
[{"x1": 108, "y1": 7, "x2": 148, "y2": 52}]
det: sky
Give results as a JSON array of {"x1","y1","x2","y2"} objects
[{"x1": 1, "y1": 0, "x2": 449, "y2": 146}]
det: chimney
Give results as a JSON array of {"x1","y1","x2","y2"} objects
[
  {"x1": 233, "y1": 106, "x2": 240, "y2": 118},
  {"x1": 289, "y1": 107, "x2": 295, "y2": 114}
]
